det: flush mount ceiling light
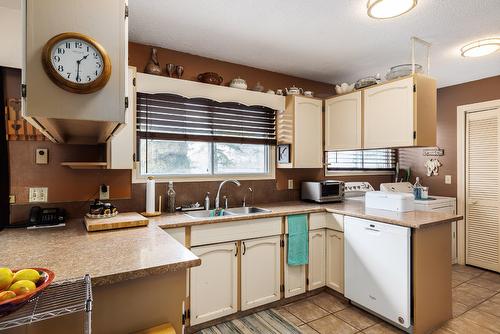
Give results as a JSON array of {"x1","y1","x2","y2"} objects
[
  {"x1": 367, "y1": 0, "x2": 418, "y2": 19},
  {"x1": 460, "y1": 38, "x2": 500, "y2": 57}
]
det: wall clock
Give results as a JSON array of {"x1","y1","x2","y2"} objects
[
  {"x1": 278, "y1": 144, "x2": 291, "y2": 164},
  {"x1": 42, "y1": 32, "x2": 112, "y2": 94}
]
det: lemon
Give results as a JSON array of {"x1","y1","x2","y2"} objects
[
  {"x1": 0, "y1": 268, "x2": 14, "y2": 290},
  {"x1": 0, "y1": 290, "x2": 16, "y2": 301},
  {"x1": 8, "y1": 280, "x2": 36, "y2": 294},
  {"x1": 12, "y1": 269, "x2": 40, "y2": 284}
]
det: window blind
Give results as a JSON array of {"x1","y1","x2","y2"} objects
[
  {"x1": 136, "y1": 93, "x2": 277, "y2": 145},
  {"x1": 326, "y1": 149, "x2": 396, "y2": 171}
]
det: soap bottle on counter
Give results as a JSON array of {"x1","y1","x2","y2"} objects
[
  {"x1": 413, "y1": 177, "x2": 422, "y2": 200},
  {"x1": 204, "y1": 192, "x2": 210, "y2": 210},
  {"x1": 167, "y1": 182, "x2": 176, "y2": 213}
]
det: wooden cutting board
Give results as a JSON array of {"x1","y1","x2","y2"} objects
[{"x1": 85, "y1": 212, "x2": 149, "y2": 232}]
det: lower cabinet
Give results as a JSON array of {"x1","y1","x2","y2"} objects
[
  {"x1": 190, "y1": 242, "x2": 238, "y2": 325},
  {"x1": 326, "y1": 230, "x2": 344, "y2": 293},
  {"x1": 241, "y1": 236, "x2": 281, "y2": 310},
  {"x1": 308, "y1": 229, "x2": 326, "y2": 290},
  {"x1": 284, "y1": 238, "x2": 306, "y2": 298}
]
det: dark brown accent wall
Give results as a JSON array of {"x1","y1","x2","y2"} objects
[{"x1": 399, "y1": 75, "x2": 500, "y2": 197}]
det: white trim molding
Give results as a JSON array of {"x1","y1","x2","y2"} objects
[{"x1": 456, "y1": 98, "x2": 500, "y2": 265}]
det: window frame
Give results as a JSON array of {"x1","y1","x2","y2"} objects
[
  {"x1": 132, "y1": 139, "x2": 276, "y2": 183},
  {"x1": 324, "y1": 149, "x2": 396, "y2": 177}
]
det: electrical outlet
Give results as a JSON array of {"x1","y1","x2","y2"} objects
[
  {"x1": 9, "y1": 195, "x2": 15, "y2": 204},
  {"x1": 29, "y1": 187, "x2": 48, "y2": 203},
  {"x1": 288, "y1": 179, "x2": 294, "y2": 190},
  {"x1": 99, "y1": 184, "x2": 110, "y2": 200},
  {"x1": 445, "y1": 175, "x2": 452, "y2": 184},
  {"x1": 35, "y1": 148, "x2": 48, "y2": 164}
]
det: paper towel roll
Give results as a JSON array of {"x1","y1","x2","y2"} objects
[{"x1": 146, "y1": 177, "x2": 156, "y2": 213}]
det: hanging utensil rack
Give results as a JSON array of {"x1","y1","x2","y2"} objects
[{"x1": 0, "y1": 274, "x2": 92, "y2": 333}]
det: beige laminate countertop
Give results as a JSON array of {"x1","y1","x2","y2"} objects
[
  {"x1": 1, "y1": 200, "x2": 461, "y2": 287},
  {"x1": 154, "y1": 200, "x2": 462, "y2": 230},
  {"x1": 0, "y1": 218, "x2": 201, "y2": 286}
]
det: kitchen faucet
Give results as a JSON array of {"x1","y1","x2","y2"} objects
[
  {"x1": 215, "y1": 179, "x2": 241, "y2": 209},
  {"x1": 242, "y1": 187, "x2": 253, "y2": 207}
]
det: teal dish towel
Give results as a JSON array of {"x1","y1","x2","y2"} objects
[{"x1": 287, "y1": 214, "x2": 309, "y2": 266}]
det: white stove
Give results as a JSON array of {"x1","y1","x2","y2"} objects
[{"x1": 344, "y1": 182, "x2": 374, "y2": 201}]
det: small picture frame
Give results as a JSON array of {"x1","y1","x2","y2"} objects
[{"x1": 277, "y1": 144, "x2": 291, "y2": 164}]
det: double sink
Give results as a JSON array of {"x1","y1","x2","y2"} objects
[{"x1": 184, "y1": 207, "x2": 271, "y2": 218}]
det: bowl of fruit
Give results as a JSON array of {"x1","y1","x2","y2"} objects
[{"x1": 0, "y1": 268, "x2": 55, "y2": 316}]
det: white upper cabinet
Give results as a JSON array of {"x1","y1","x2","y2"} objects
[
  {"x1": 278, "y1": 96, "x2": 323, "y2": 168},
  {"x1": 325, "y1": 91, "x2": 362, "y2": 151},
  {"x1": 190, "y1": 242, "x2": 238, "y2": 325},
  {"x1": 363, "y1": 75, "x2": 436, "y2": 149},
  {"x1": 23, "y1": 0, "x2": 128, "y2": 143},
  {"x1": 241, "y1": 236, "x2": 281, "y2": 310}
]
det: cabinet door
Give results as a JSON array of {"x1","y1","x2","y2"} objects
[
  {"x1": 294, "y1": 97, "x2": 323, "y2": 168},
  {"x1": 308, "y1": 229, "x2": 326, "y2": 290},
  {"x1": 241, "y1": 236, "x2": 281, "y2": 310},
  {"x1": 284, "y1": 238, "x2": 306, "y2": 298},
  {"x1": 326, "y1": 230, "x2": 344, "y2": 293},
  {"x1": 364, "y1": 77, "x2": 414, "y2": 148},
  {"x1": 190, "y1": 242, "x2": 238, "y2": 325},
  {"x1": 325, "y1": 92, "x2": 362, "y2": 150}
]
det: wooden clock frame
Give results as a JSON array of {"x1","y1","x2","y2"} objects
[{"x1": 41, "y1": 32, "x2": 112, "y2": 94}]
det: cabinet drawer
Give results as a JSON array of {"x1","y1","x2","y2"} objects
[
  {"x1": 309, "y1": 213, "x2": 327, "y2": 230},
  {"x1": 191, "y1": 217, "x2": 282, "y2": 246},
  {"x1": 326, "y1": 213, "x2": 344, "y2": 232}
]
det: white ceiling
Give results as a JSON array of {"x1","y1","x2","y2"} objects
[{"x1": 129, "y1": 0, "x2": 500, "y2": 88}]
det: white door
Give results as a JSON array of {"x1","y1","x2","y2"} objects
[
  {"x1": 308, "y1": 229, "x2": 326, "y2": 290},
  {"x1": 294, "y1": 97, "x2": 323, "y2": 168},
  {"x1": 190, "y1": 242, "x2": 238, "y2": 325},
  {"x1": 325, "y1": 92, "x2": 362, "y2": 150},
  {"x1": 241, "y1": 236, "x2": 281, "y2": 310},
  {"x1": 364, "y1": 77, "x2": 414, "y2": 148},
  {"x1": 466, "y1": 108, "x2": 500, "y2": 272},
  {"x1": 326, "y1": 230, "x2": 344, "y2": 293},
  {"x1": 284, "y1": 238, "x2": 306, "y2": 298}
]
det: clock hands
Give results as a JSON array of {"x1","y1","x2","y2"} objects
[{"x1": 75, "y1": 54, "x2": 89, "y2": 82}]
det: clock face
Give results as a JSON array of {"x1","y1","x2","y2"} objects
[{"x1": 50, "y1": 38, "x2": 104, "y2": 84}]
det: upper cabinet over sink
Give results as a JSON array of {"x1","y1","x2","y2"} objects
[
  {"x1": 22, "y1": 0, "x2": 128, "y2": 144},
  {"x1": 325, "y1": 91, "x2": 362, "y2": 151},
  {"x1": 363, "y1": 74, "x2": 436, "y2": 149}
]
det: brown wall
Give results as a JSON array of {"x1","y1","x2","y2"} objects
[
  {"x1": 7, "y1": 43, "x2": 393, "y2": 223},
  {"x1": 399, "y1": 75, "x2": 500, "y2": 197}
]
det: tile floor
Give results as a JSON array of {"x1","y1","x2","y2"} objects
[{"x1": 271, "y1": 265, "x2": 500, "y2": 333}]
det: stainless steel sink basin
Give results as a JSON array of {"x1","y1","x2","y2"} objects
[
  {"x1": 225, "y1": 207, "x2": 271, "y2": 215},
  {"x1": 184, "y1": 207, "x2": 271, "y2": 218},
  {"x1": 184, "y1": 210, "x2": 236, "y2": 219}
]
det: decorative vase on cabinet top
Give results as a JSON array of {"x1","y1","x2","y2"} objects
[{"x1": 145, "y1": 48, "x2": 162, "y2": 76}]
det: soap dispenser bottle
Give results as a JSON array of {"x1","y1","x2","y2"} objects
[
  {"x1": 413, "y1": 177, "x2": 422, "y2": 200},
  {"x1": 204, "y1": 192, "x2": 210, "y2": 210},
  {"x1": 167, "y1": 182, "x2": 176, "y2": 213}
]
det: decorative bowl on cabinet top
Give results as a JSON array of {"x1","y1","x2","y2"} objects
[
  {"x1": 229, "y1": 77, "x2": 248, "y2": 90},
  {"x1": 197, "y1": 72, "x2": 224, "y2": 85}
]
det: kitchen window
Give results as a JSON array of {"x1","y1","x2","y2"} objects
[
  {"x1": 325, "y1": 149, "x2": 396, "y2": 174},
  {"x1": 135, "y1": 93, "x2": 275, "y2": 180}
]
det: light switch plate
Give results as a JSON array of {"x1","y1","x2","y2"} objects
[
  {"x1": 445, "y1": 175, "x2": 452, "y2": 184},
  {"x1": 29, "y1": 187, "x2": 48, "y2": 202},
  {"x1": 288, "y1": 179, "x2": 294, "y2": 190},
  {"x1": 9, "y1": 195, "x2": 15, "y2": 204},
  {"x1": 35, "y1": 148, "x2": 48, "y2": 164},
  {"x1": 99, "y1": 185, "x2": 110, "y2": 200}
]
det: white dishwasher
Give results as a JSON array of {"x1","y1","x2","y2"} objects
[{"x1": 344, "y1": 216, "x2": 411, "y2": 331}]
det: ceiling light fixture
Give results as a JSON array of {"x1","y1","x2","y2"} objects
[
  {"x1": 367, "y1": 0, "x2": 418, "y2": 19},
  {"x1": 460, "y1": 38, "x2": 500, "y2": 57}
]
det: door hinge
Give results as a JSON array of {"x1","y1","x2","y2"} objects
[
  {"x1": 132, "y1": 77, "x2": 136, "y2": 86},
  {"x1": 125, "y1": 97, "x2": 129, "y2": 109},
  {"x1": 187, "y1": 308, "x2": 191, "y2": 319},
  {"x1": 280, "y1": 284, "x2": 284, "y2": 293},
  {"x1": 306, "y1": 278, "x2": 309, "y2": 286},
  {"x1": 413, "y1": 131, "x2": 417, "y2": 140},
  {"x1": 21, "y1": 84, "x2": 27, "y2": 98},
  {"x1": 413, "y1": 84, "x2": 416, "y2": 93},
  {"x1": 132, "y1": 153, "x2": 136, "y2": 162},
  {"x1": 125, "y1": 5, "x2": 129, "y2": 18},
  {"x1": 280, "y1": 239, "x2": 285, "y2": 248}
]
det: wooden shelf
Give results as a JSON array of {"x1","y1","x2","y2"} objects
[{"x1": 61, "y1": 162, "x2": 108, "y2": 169}]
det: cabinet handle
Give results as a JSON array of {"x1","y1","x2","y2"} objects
[
  {"x1": 242, "y1": 241, "x2": 247, "y2": 255},
  {"x1": 235, "y1": 242, "x2": 238, "y2": 257}
]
